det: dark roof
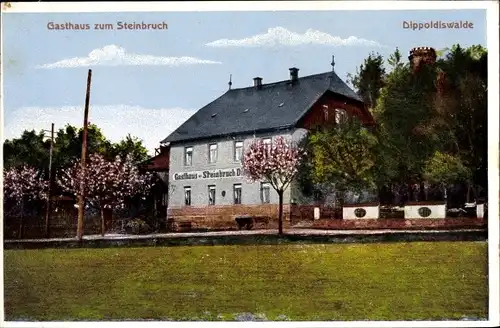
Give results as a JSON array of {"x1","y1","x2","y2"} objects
[{"x1": 162, "y1": 70, "x2": 363, "y2": 144}]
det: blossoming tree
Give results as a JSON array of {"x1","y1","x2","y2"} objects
[
  {"x1": 57, "y1": 153, "x2": 153, "y2": 236},
  {"x1": 3, "y1": 165, "x2": 48, "y2": 238},
  {"x1": 243, "y1": 136, "x2": 304, "y2": 235}
]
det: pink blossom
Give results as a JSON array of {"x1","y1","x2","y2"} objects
[
  {"x1": 243, "y1": 136, "x2": 304, "y2": 192},
  {"x1": 3, "y1": 165, "x2": 48, "y2": 203},
  {"x1": 57, "y1": 153, "x2": 154, "y2": 210}
]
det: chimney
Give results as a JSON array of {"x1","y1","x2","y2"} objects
[
  {"x1": 409, "y1": 47, "x2": 437, "y2": 73},
  {"x1": 289, "y1": 67, "x2": 299, "y2": 83},
  {"x1": 253, "y1": 77, "x2": 263, "y2": 89}
]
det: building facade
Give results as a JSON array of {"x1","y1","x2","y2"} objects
[
  {"x1": 168, "y1": 129, "x2": 306, "y2": 209},
  {"x1": 161, "y1": 60, "x2": 375, "y2": 225}
]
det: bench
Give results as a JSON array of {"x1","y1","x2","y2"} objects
[
  {"x1": 235, "y1": 216, "x2": 270, "y2": 230},
  {"x1": 235, "y1": 216, "x2": 253, "y2": 230},
  {"x1": 177, "y1": 221, "x2": 192, "y2": 232}
]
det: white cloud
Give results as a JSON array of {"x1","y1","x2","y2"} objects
[
  {"x1": 3, "y1": 104, "x2": 195, "y2": 155},
  {"x1": 206, "y1": 27, "x2": 384, "y2": 48},
  {"x1": 35, "y1": 45, "x2": 222, "y2": 69}
]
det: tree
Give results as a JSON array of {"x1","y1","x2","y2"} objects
[
  {"x1": 3, "y1": 130, "x2": 49, "y2": 171},
  {"x1": 301, "y1": 120, "x2": 379, "y2": 205},
  {"x1": 107, "y1": 134, "x2": 150, "y2": 164},
  {"x1": 3, "y1": 166, "x2": 48, "y2": 238},
  {"x1": 423, "y1": 151, "x2": 471, "y2": 200},
  {"x1": 57, "y1": 153, "x2": 153, "y2": 236},
  {"x1": 433, "y1": 44, "x2": 487, "y2": 202},
  {"x1": 3, "y1": 124, "x2": 112, "y2": 173},
  {"x1": 373, "y1": 55, "x2": 438, "y2": 190},
  {"x1": 53, "y1": 124, "x2": 112, "y2": 168},
  {"x1": 369, "y1": 44, "x2": 487, "y2": 204},
  {"x1": 347, "y1": 52, "x2": 386, "y2": 109},
  {"x1": 387, "y1": 47, "x2": 404, "y2": 70},
  {"x1": 243, "y1": 136, "x2": 304, "y2": 235},
  {"x1": 3, "y1": 124, "x2": 149, "y2": 172}
]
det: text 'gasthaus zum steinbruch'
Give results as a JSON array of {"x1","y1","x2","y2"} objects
[{"x1": 47, "y1": 21, "x2": 168, "y2": 31}]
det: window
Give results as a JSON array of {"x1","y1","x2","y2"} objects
[
  {"x1": 208, "y1": 185, "x2": 216, "y2": 205},
  {"x1": 322, "y1": 104, "x2": 329, "y2": 121},
  {"x1": 184, "y1": 186, "x2": 192, "y2": 206},
  {"x1": 334, "y1": 108, "x2": 348, "y2": 125},
  {"x1": 233, "y1": 184, "x2": 242, "y2": 204},
  {"x1": 261, "y1": 183, "x2": 271, "y2": 204},
  {"x1": 209, "y1": 143, "x2": 218, "y2": 163},
  {"x1": 234, "y1": 141, "x2": 243, "y2": 162},
  {"x1": 184, "y1": 147, "x2": 193, "y2": 166},
  {"x1": 263, "y1": 138, "x2": 272, "y2": 153}
]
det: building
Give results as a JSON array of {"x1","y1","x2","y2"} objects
[
  {"x1": 408, "y1": 47, "x2": 437, "y2": 72},
  {"x1": 138, "y1": 145, "x2": 170, "y2": 217},
  {"x1": 161, "y1": 58, "x2": 375, "y2": 226}
]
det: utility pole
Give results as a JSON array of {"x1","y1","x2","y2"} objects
[
  {"x1": 44, "y1": 123, "x2": 55, "y2": 238},
  {"x1": 77, "y1": 69, "x2": 92, "y2": 240}
]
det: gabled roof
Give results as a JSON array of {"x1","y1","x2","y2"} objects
[{"x1": 161, "y1": 70, "x2": 363, "y2": 144}]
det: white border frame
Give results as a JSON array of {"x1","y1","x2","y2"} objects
[
  {"x1": 1, "y1": 1, "x2": 498, "y2": 328},
  {"x1": 0, "y1": 1, "x2": 495, "y2": 13}
]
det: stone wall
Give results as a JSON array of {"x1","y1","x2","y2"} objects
[
  {"x1": 4, "y1": 230, "x2": 487, "y2": 250},
  {"x1": 167, "y1": 204, "x2": 486, "y2": 231},
  {"x1": 289, "y1": 204, "x2": 340, "y2": 224},
  {"x1": 310, "y1": 217, "x2": 486, "y2": 230},
  {"x1": 3, "y1": 213, "x2": 103, "y2": 239}
]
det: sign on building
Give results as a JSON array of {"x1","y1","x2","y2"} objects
[{"x1": 172, "y1": 168, "x2": 243, "y2": 181}]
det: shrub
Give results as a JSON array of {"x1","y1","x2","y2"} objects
[{"x1": 125, "y1": 218, "x2": 152, "y2": 235}]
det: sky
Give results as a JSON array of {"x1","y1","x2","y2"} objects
[{"x1": 1, "y1": 9, "x2": 487, "y2": 155}]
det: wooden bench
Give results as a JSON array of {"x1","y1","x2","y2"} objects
[
  {"x1": 235, "y1": 216, "x2": 253, "y2": 230},
  {"x1": 177, "y1": 221, "x2": 192, "y2": 232},
  {"x1": 235, "y1": 216, "x2": 270, "y2": 230}
]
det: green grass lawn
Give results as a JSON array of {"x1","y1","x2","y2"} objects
[{"x1": 3, "y1": 241, "x2": 488, "y2": 321}]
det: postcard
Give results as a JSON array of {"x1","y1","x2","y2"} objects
[{"x1": 1, "y1": 1, "x2": 498, "y2": 327}]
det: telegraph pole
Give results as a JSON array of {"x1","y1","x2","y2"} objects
[
  {"x1": 77, "y1": 69, "x2": 92, "y2": 240},
  {"x1": 44, "y1": 123, "x2": 55, "y2": 238}
]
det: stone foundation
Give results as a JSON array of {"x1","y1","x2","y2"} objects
[{"x1": 168, "y1": 204, "x2": 292, "y2": 230}]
